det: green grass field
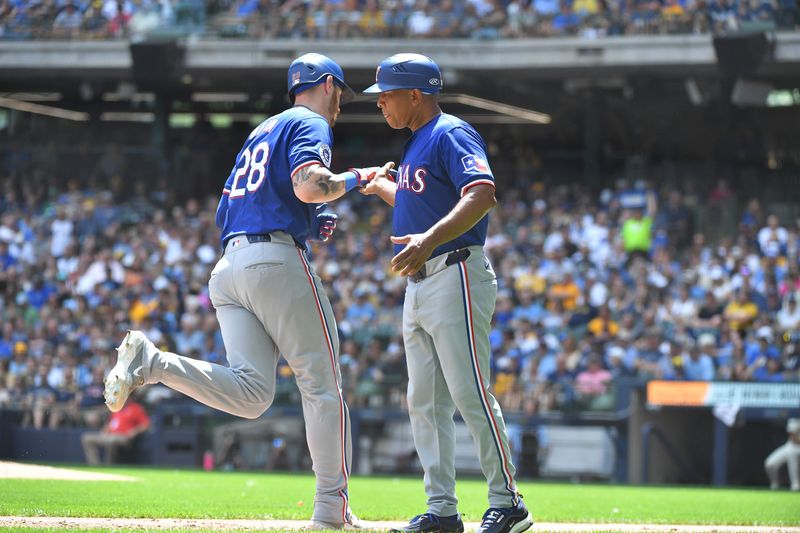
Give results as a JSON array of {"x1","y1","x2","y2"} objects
[{"x1": 0, "y1": 466, "x2": 798, "y2": 531}]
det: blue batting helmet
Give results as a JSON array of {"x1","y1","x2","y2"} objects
[
  {"x1": 362, "y1": 54, "x2": 443, "y2": 95},
  {"x1": 288, "y1": 53, "x2": 355, "y2": 104}
]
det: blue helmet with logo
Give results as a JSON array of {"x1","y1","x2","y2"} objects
[
  {"x1": 288, "y1": 53, "x2": 355, "y2": 104},
  {"x1": 363, "y1": 53, "x2": 443, "y2": 95}
]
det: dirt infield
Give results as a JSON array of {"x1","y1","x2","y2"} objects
[
  {"x1": 0, "y1": 461, "x2": 136, "y2": 482},
  {"x1": 1, "y1": 463, "x2": 797, "y2": 532},
  {"x1": 1, "y1": 517, "x2": 799, "y2": 532}
]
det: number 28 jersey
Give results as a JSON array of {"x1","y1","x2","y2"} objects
[{"x1": 215, "y1": 106, "x2": 334, "y2": 247}]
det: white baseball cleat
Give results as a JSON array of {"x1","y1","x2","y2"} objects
[
  {"x1": 307, "y1": 510, "x2": 365, "y2": 530},
  {"x1": 104, "y1": 330, "x2": 154, "y2": 412},
  {"x1": 345, "y1": 510, "x2": 365, "y2": 529}
]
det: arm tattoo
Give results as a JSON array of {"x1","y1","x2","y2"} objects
[
  {"x1": 292, "y1": 165, "x2": 342, "y2": 197},
  {"x1": 315, "y1": 175, "x2": 342, "y2": 196},
  {"x1": 292, "y1": 167, "x2": 314, "y2": 189}
]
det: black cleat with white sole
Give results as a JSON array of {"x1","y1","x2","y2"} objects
[{"x1": 476, "y1": 500, "x2": 533, "y2": 533}]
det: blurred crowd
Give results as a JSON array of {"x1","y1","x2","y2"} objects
[
  {"x1": 0, "y1": 153, "x2": 799, "y2": 431},
  {"x1": 0, "y1": 0, "x2": 796, "y2": 40}
]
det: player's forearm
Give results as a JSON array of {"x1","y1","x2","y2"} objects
[
  {"x1": 292, "y1": 164, "x2": 349, "y2": 203},
  {"x1": 373, "y1": 179, "x2": 397, "y2": 207},
  {"x1": 423, "y1": 185, "x2": 496, "y2": 250}
]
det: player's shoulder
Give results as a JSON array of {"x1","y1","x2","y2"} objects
[
  {"x1": 433, "y1": 113, "x2": 481, "y2": 138},
  {"x1": 432, "y1": 113, "x2": 484, "y2": 146},
  {"x1": 285, "y1": 106, "x2": 330, "y2": 128}
]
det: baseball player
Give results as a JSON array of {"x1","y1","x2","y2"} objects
[
  {"x1": 764, "y1": 417, "x2": 800, "y2": 491},
  {"x1": 103, "y1": 53, "x2": 383, "y2": 529},
  {"x1": 360, "y1": 54, "x2": 533, "y2": 533}
]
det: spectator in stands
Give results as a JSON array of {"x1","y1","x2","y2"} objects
[
  {"x1": 575, "y1": 355, "x2": 614, "y2": 410},
  {"x1": 682, "y1": 340, "x2": 715, "y2": 381},
  {"x1": 621, "y1": 206, "x2": 653, "y2": 266},
  {"x1": 547, "y1": 271, "x2": 581, "y2": 311},
  {"x1": 606, "y1": 345, "x2": 635, "y2": 378},
  {"x1": 634, "y1": 329, "x2": 672, "y2": 379},
  {"x1": 81, "y1": 395, "x2": 151, "y2": 465},
  {"x1": 357, "y1": 0, "x2": 386, "y2": 36},
  {"x1": 695, "y1": 290, "x2": 724, "y2": 333},
  {"x1": 0, "y1": 325, "x2": 12, "y2": 363},
  {"x1": 751, "y1": 356, "x2": 785, "y2": 382},
  {"x1": 6, "y1": 342, "x2": 29, "y2": 385},
  {"x1": 472, "y1": 0, "x2": 506, "y2": 38},
  {"x1": 78, "y1": 366, "x2": 109, "y2": 428},
  {"x1": 545, "y1": 354, "x2": 576, "y2": 411},
  {"x1": 551, "y1": 0, "x2": 580, "y2": 34},
  {"x1": 47, "y1": 370, "x2": 80, "y2": 429},
  {"x1": 777, "y1": 296, "x2": 800, "y2": 337},
  {"x1": 431, "y1": 0, "x2": 461, "y2": 36},
  {"x1": 764, "y1": 418, "x2": 800, "y2": 491},
  {"x1": 746, "y1": 325, "x2": 780, "y2": 368},
  {"x1": 587, "y1": 304, "x2": 620, "y2": 341},
  {"x1": 52, "y1": 1, "x2": 84, "y2": 37},
  {"x1": 504, "y1": 0, "x2": 537, "y2": 37},
  {"x1": 758, "y1": 214, "x2": 789, "y2": 258},
  {"x1": 406, "y1": 0, "x2": 434, "y2": 36},
  {"x1": 0, "y1": 374, "x2": 27, "y2": 408},
  {"x1": 725, "y1": 287, "x2": 759, "y2": 337},
  {"x1": 173, "y1": 313, "x2": 205, "y2": 355},
  {"x1": 531, "y1": 0, "x2": 558, "y2": 17},
  {"x1": 81, "y1": 0, "x2": 110, "y2": 36}
]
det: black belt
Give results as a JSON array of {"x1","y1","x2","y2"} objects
[
  {"x1": 221, "y1": 233, "x2": 271, "y2": 255},
  {"x1": 409, "y1": 249, "x2": 471, "y2": 283}
]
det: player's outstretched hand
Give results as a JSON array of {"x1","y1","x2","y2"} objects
[
  {"x1": 312, "y1": 203, "x2": 338, "y2": 242},
  {"x1": 390, "y1": 232, "x2": 436, "y2": 277},
  {"x1": 360, "y1": 161, "x2": 395, "y2": 196}
]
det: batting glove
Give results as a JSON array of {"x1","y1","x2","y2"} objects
[
  {"x1": 349, "y1": 167, "x2": 381, "y2": 188},
  {"x1": 312, "y1": 204, "x2": 338, "y2": 242}
]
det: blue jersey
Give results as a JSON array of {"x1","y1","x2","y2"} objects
[
  {"x1": 215, "y1": 106, "x2": 334, "y2": 247},
  {"x1": 392, "y1": 113, "x2": 495, "y2": 257}
]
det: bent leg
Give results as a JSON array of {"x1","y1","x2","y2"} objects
[{"x1": 147, "y1": 304, "x2": 279, "y2": 419}]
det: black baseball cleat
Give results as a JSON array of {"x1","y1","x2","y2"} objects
[
  {"x1": 391, "y1": 513, "x2": 465, "y2": 533},
  {"x1": 476, "y1": 500, "x2": 533, "y2": 533}
]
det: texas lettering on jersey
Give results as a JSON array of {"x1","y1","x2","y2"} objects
[
  {"x1": 394, "y1": 163, "x2": 427, "y2": 194},
  {"x1": 392, "y1": 113, "x2": 496, "y2": 259}
]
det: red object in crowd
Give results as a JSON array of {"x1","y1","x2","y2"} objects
[{"x1": 106, "y1": 401, "x2": 150, "y2": 435}]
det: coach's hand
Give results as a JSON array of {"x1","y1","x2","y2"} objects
[
  {"x1": 360, "y1": 162, "x2": 395, "y2": 195},
  {"x1": 312, "y1": 204, "x2": 338, "y2": 242},
  {"x1": 390, "y1": 232, "x2": 436, "y2": 277},
  {"x1": 361, "y1": 162, "x2": 396, "y2": 203},
  {"x1": 349, "y1": 166, "x2": 381, "y2": 188}
]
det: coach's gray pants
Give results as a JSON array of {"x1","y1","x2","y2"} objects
[
  {"x1": 141, "y1": 232, "x2": 352, "y2": 525},
  {"x1": 404, "y1": 246, "x2": 519, "y2": 515}
]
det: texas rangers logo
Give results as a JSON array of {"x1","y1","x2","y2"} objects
[
  {"x1": 461, "y1": 155, "x2": 490, "y2": 173},
  {"x1": 292, "y1": 71, "x2": 301, "y2": 86}
]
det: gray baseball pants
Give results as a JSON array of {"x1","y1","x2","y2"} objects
[
  {"x1": 403, "y1": 245, "x2": 519, "y2": 516},
  {"x1": 140, "y1": 232, "x2": 352, "y2": 525}
]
